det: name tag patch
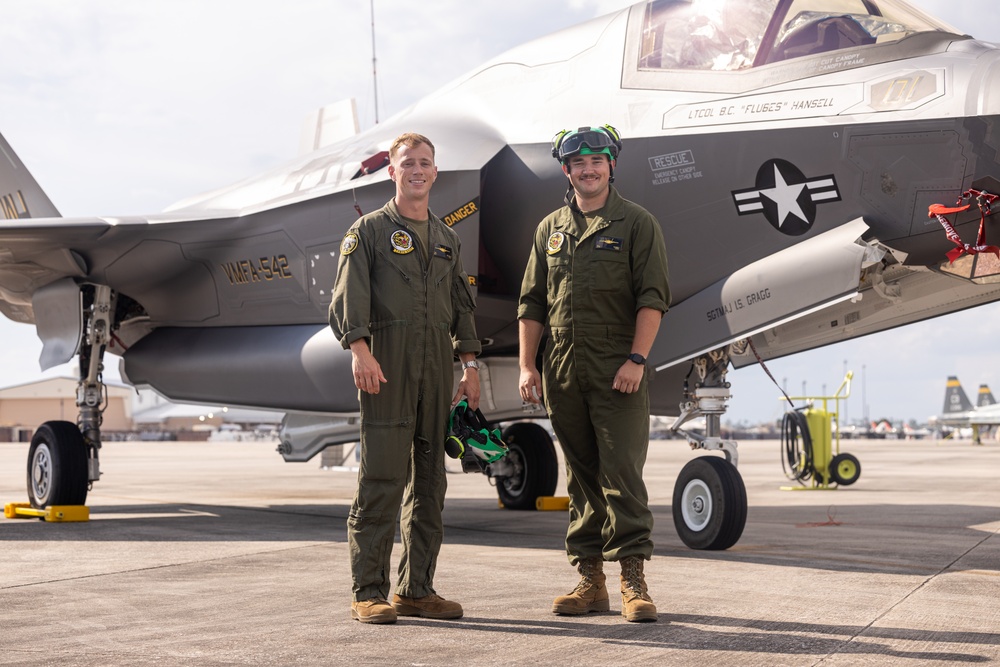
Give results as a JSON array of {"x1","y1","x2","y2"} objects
[{"x1": 433, "y1": 244, "x2": 453, "y2": 260}]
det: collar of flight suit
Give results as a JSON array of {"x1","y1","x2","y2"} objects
[
  {"x1": 555, "y1": 186, "x2": 627, "y2": 242},
  {"x1": 383, "y1": 197, "x2": 442, "y2": 230}
]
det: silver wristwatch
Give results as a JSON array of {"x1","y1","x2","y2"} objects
[{"x1": 462, "y1": 360, "x2": 480, "y2": 371}]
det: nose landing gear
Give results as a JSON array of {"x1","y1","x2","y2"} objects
[
  {"x1": 668, "y1": 346, "x2": 748, "y2": 550},
  {"x1": 26, "y1": 284, "x2": 115, "y2": 508}
]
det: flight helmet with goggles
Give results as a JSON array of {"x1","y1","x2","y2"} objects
[
  {"x1": 551, "y1": 124, "x2": 622, "y2": 164},
  {"x1": 445, "y1": 399, "x2": 508, "y2": 473}
]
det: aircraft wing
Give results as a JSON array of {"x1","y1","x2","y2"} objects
[
  {"x1": 0, "y1": 120, "x2": 507, "y2": 387},
  {"x1": 0, "y1": 217, "x2": 126, "y2": 329},
  {"x1": 965, "y1": 404, "x2": 1000, "y2": 426}
]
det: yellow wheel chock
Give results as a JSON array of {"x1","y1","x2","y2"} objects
[
  {"x1": 535, "y1": 496, "x2": 570, "y2": 511},
  {"x1": 4, "y1": 502, "x2": 90, "y2": 522},
  {"x1": 497, "y1": 496, "x2": 569, "y2": 510}
]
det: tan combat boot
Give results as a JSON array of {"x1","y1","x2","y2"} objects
[
  {"x1": 392, "y1": 593, "x2": 463, "y2": 619},
  {"x1": 552, "y1": 557, "x2": 610, "y2": 615},
  {"x1": 619, "y1": 556, "x2": 657, "y2": 622},
  {"x1": 351, "y1": 598, "x2": 397, "y2": 624}
]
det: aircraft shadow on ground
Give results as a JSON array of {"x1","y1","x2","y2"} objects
[
  {"x1": 415, "y1": 615, "x2": 996, "y2": 663},
  {"x1": 0, "y1": 500, "x2": 995, "y2": 578}
]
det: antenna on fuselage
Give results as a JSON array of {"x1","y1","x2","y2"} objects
[{"x1": 370, "y1": 0, "x2": 379, "y2": 124}]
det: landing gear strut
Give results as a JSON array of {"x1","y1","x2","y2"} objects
[
  {"x1": 26, "y1": 284, "x2": 115, "y2": 508},
  {"x1": 669, "y1": 344, "x2": 748, "y2": 550}
]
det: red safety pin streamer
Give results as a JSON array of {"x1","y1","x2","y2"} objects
[{"x1": 928, "y1": 188, "x2": 1000, "y2": 263}]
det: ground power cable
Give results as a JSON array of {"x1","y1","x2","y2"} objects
[{"x1": 747, "y1": 339, "x2": 816, "y2": 482}]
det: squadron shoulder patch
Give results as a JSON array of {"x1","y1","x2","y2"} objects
[
  {"x1": 390, "y1": 230, "x2": 415, "y2": 254},
  {"x1": 341, "y1": 232, "x2": 359, "y2": 255},
  {"x1": 546, "y1": 231, "x2": 566, "y2": 255}
]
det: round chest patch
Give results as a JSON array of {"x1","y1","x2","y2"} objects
[
  {"x1": 340, "y1": 232, "x2": 359, "y2": 255},
  {"x1": 546, "y1": 231, "x2": 566, "y2": 255},
  {"x1": 391, "y1": 230, "x2": 415, "y2": 254}
]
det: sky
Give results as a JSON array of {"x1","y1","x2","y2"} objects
[{"x1": 0, "y1": 0, "x2": 996, "y2": 426}]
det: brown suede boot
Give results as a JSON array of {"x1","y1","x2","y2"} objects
[
  {"x1": 619, "y1": 556, "x2": 657, "y2": 622},
  {"x1": 552, "y1": 557, "x2": 610, "y2": 615},
  {"x1": 392, "y1": 593, "x2": 463, "y2": 619},
  {"x1": 351, "y1": 598, "x2": 397, "y2": 624}
]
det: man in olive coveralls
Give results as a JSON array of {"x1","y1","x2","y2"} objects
[
  {"x1": 331, "y1": 133, "x2": 482, "y2": 624},
  {"x1": 518, "y1": 125, "x2": 670, "y2": 623}
]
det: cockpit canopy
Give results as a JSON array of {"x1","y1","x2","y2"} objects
[{"x1": 638, "y1": 0, "x2": 959, "y2": 72}]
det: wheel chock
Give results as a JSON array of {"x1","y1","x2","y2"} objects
[
  {"x1": 4, "y1": 503, "x2": 90, "y2": 522},
  {"x1": 535, "y1": 496, "x2": 570, "y2": 511}
]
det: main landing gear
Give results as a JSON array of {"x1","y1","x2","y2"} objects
[
  {"x1": 27, "y1": 285, "x2": 115, "y2": 508},
  {"x1": 669, "y1": 346, "x2": 748, "y2": 550},
  {"x1": 488, "y1": 422, "x2": 559, "y2": 510}
]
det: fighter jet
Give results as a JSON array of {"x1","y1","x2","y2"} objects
[
  {"x1": 977, "y1": 383, "x2": 997, "y2": 407},
  {"x1": 933, "y1": 375, "x2": 1000, "y2": 443},
  {"x1": 4, "y1": 0, "x2": 1000, "y2": 551}
]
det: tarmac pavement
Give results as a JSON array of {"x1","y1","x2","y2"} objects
[{"x1": 0, "y1": 435, "x2": 998, "y2": 666}]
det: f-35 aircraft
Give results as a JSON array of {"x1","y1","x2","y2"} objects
[{"x1": 4, "y1": 0, "x2": 1000, "y2": 551}]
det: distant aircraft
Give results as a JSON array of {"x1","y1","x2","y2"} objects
[
  {"x1": 901, "y1": 423, "x2": 932, "y2": 439},
  {"x1": 6, "y1": 0, "x2": 1000, "y2": 551},
  {"x1": 977, "y1": 383, "x2": 997, "y2": 407},
  {"x1": 867, "y1": 419, "x2": 898, "y2": 439},
  {"x1": 934, "y1": 376, "x2": 1000, "y2": 443}
]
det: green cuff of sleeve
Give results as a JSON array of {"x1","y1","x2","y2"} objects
[
  {"x1": 516, "y1": 305, "x2": 547, "y2": 322},
  {"x1": 635, "y1": 297, "x2": 669, "y2": 314},
  {"x1": 341, "y1": 326, "x2": 372, "y2": 350},
  {"x1": 454, "y1": 340, "x2": 483, "y2": 355}
]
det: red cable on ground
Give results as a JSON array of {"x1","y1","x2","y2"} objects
[{"x1": 796, "y1": 506, "x2": 843, "y2": 528}]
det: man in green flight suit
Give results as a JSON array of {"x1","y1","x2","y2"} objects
[
  {"x1": 331, "y1": 132, "x2": 482, "y2": 624},
  {"x1": 518, "y1": 125, "x2": 670, "y2": 623}
]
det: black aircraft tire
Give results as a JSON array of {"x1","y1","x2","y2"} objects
[
  {"x1": 830, "y1": 452, "x2": 861, "y2": 486},
  {"x1": 672, "y1": 456, "x2": 747, "y2": 550},
  {"x1": 496, "y1": 422, "x2": 559, "y2": 510},
  {"x1": 27, "y1": 421, "x2": 89, "y2": 508}
]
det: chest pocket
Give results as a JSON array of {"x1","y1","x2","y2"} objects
[
  {"x1": 590, "y1": 250, "x2": 629, "y2": 292},
  {"x1": 431, "y1": 249, "x2": 457, "y2": 288},
  {"x1": 373, "y1": 246, "x2": 416, "y2": 285}
]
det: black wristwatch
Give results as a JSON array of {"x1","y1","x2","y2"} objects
[{"x1": 627, "y1": 353, "x2": 646, "y2": 365}]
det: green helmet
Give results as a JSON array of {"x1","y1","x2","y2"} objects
[
  {"x1": 551, "y1": 124, "x2": 622, "y2": 163},
  {"x1": 445, "y1": 399, "x2": 508, "y2": 472}
]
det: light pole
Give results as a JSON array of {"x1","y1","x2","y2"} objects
[
  {"x1": 862, "y1": 364, "x2": 868, "y2": 423},
  {"x1": 370, "y1": 0, "x2": 379, "y2": 124}
]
